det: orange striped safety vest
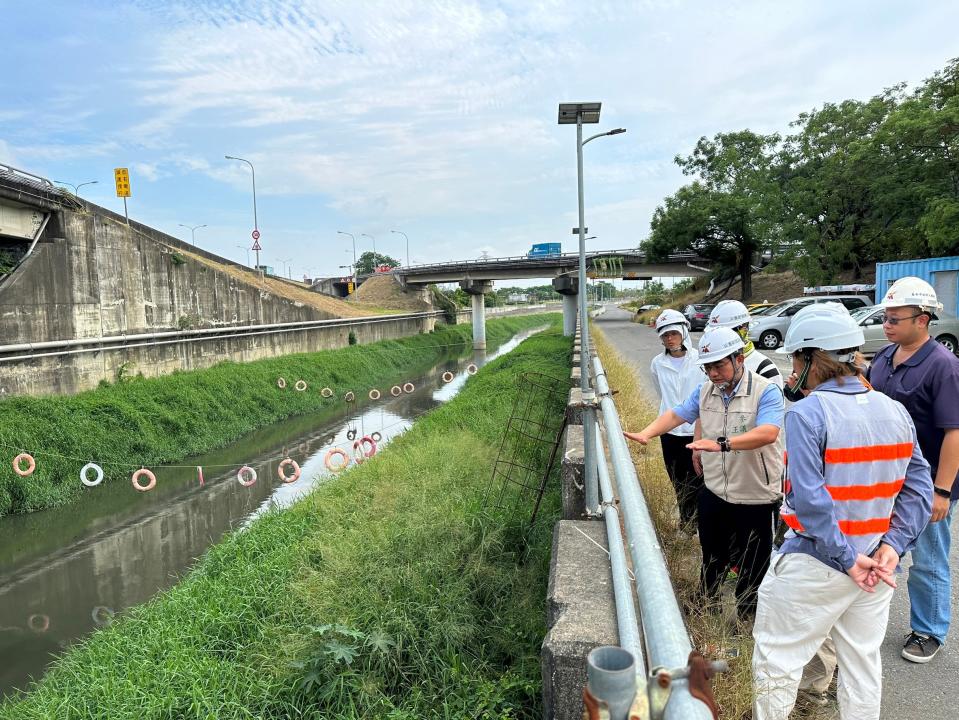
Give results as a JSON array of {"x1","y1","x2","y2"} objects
[{"x1": 780, "y1": 388, "x2": 914, "y2": 557}]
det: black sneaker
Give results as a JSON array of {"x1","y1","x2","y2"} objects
[{"x1": 901, "y1": 631, "x2": 942, "y2": 663}]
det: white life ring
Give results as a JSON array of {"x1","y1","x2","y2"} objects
[
  {"x1": 80, "y1": 462, "x2": 104, "y2": 487},
  {"x1": 237, "y1": 466, "x2": 258, "y2": 487}
]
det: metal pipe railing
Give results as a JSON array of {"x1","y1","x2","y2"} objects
[{"x1": 590, "y1": 353, "x2": 714, "y2": 720}]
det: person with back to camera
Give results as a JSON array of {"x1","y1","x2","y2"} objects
[
  {"x1": 625, "y1": 325, "x2": 784, "y2": 621},
  {"x1": 752, "y1": 303, "x2": 932, "y2": 720},
  {"x1": 648, "y1": 309, "x2": 707, "y2": 529},
  {"x1": 865, "y1": 276, "x2": 959, "y2": 664}
]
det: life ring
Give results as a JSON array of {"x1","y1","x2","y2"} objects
[
  {"x1": 369, "y1": 389, "x2": 381, "y2": 400},
  {"x1": 355, "y1": 436, "x2": 377, "y2": 458},
  {"x1": 466, "y1": 364, "x2": 478, "y2": 375},
  {"x1": 80, "y1": 462, "x2": 104, "y2": 487},
  {"x1": 91, "y1": 606, "x2": 115, "y2": 627},
  {"x1": 27, "y1": 614, "x2": 49, "y2": 633},
  {"x1": 344, "y1": 391, "x2": 355, "y2": 403},
  {"x1": 278, "y1": 458, "x2": 301, "y2": 484},
  {"x1": 442, "y1": 371, "x2": 454, "y2": 383},
  {"x1": 13, "y1": 453, "x2": 35, "y2": 477},
  {"x1": 390, "y1": 385, "x2": 402, "y2": 397},
  {"x1": 295, "y1": 380, "x2": 308, "y2": 392},
  {"x1": 277, "y1": 377, "x2": 287, "y2": 389},
  {"x1": 370, "y1": 431, "x2": 382, "y2": 443},
  {"x1": 131, "y1": 468, "x2": 157, "y2": 492},
  {"x1": 403, "y1": 382, "x2": 415, "y2": 393},
  {"x1": 237, "y1": 466, "x2": 257, "y2": 487},
  {"x1": 324, "y1": 448, "x2": 349, "y2": 472},
  {"x1": 321, "y1": 387, "x2": 333, "y2": 398},
  {"x1": 346, "y1": 429, "x2": 357, "y2": 441},
  {"x1": 197, "y1": 466, "x2": 204, "y2": 487}
]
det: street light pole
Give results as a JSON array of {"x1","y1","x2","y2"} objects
[
  {"x1": 225, "y1": 155, "x2": 259, "y2": 268},
  {"x1": 559, "y1": 102, "x2": 625, "y2": 517},
  {"x1": 390, "y1": 229, "x2": 410, "y2": 267},
  {"x1": 235, "y1": 245, "x2": 250, "y2": 267},
  {"x1": 337, "y1": 231, "x2": 357, "y2": 278},
  {"x1": 178, "y1": 223, "x2": 207, "y2": 245},
  {"x1": 54, "y1": 180, "x2": 98, "y2": 197}
]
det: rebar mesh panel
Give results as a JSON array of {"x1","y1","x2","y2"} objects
[{"x1": 486, "y1": 371, "x2": 568, "y2": 521}]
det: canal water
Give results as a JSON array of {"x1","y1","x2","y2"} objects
[{"x1": 0, "y1": 328, "x2": 544, "y2": 697}]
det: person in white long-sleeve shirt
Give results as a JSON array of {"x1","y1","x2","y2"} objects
[{"x1": 648, "y1": 309, "x2": 707, "y2": 526}]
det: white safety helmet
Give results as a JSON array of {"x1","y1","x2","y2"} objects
[
  {"x1": 881, "y1": 276, "x2": 943, "y2": 313},
  {"x1": 698, "y1": 326, "x2": 745, "y2": 364},
  {"x1": 778, "y1": 302, "x2": 864, "y2": 360},
  {"x1": 708, "y1": 299, "x2": 751, "y2": 329},
  {"x1": 655, "y1": 308, "x2": 689, "y2": 336}
]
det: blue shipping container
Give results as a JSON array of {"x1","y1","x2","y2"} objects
[
  {"x1": 528, "y1": 243, "x2": 561, "y2": 258},
  {"x1": 875, "y1": 256, "x2": 959, "y2": 316}
]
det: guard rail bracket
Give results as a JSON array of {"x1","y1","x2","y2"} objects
[{"x1": 645, "y1": 653, "x2": 728, "y2": 720}]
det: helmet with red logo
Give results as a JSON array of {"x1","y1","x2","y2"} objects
[
  {"x1": 881, "y1": 277, "x2": 942, "y2": 313},
  {"x1": 698, "y1": 327, "x2": 745, "y2": 363},
  {"x1": 708, "y1": 300, "x2": 750, "y2": 329}
]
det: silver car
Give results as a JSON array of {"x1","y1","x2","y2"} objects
[
  {"x1": 850, "y1": 305, "x2": 959, "y2": 355},
  {"x1": 748, "y1": 295, "x2": 872, "y2": 350}
]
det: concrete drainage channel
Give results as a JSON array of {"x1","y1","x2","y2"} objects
[{"x1": 542, "y1": 321, "x2": 724, "y2": 720}]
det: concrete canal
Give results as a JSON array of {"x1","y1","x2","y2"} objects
[{"x1": 0, "y1": 327, "x2": 545, "y2": 697}]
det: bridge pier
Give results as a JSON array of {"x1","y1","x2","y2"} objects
[
  {"x1": 460, "y1": 279, "x2": 493, "y2": 349},
  {"x1": 552, "y1": 276, "x2": 579, "y2": 337}
]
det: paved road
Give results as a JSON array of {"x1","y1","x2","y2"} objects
[{"x1": 594, "y1": 304, "x2": 959, "y2": 718}]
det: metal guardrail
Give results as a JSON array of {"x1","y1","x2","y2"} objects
[
  {"x1": 394, "y1": 250, "x2": 702, "y2": 273},
  {"x1": 577, "y1": 317, "x2": 721, "y2": 720}
]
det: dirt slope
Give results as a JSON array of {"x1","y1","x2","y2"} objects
[{"x1": 350, "y1": 273, "x2": 434, "y2": 312}]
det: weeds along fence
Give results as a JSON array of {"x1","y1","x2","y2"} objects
[{"x1": 580, "y1": 322, "x2": 722, "y2": 720}]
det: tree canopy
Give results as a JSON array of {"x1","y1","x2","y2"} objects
[{"x1": 355, "y1": 251, "x2": 400, "y2": 275}]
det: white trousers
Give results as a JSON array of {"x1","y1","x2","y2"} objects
[{"x1": 752, "y1": 552, "x2": 893, "y2": 720}]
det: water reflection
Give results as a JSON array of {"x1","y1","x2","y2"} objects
[{"x1": 0, "y1": 328, "x2": 542, "y2": 696}]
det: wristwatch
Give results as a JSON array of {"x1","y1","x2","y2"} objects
[
  {"x1": 717, "y1": 436, "x2": 731, "y2": 452},
  {"x1": 934, "y1": 486, "x2": 952, "y2": 499}
]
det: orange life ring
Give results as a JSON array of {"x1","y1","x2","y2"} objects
[
  {"x1": 277, "y1": 377, "x2": 287, "y2": 389},
  {"x1": 354, "y1": 436, "x2": 377, "y2": 459},
  {"x1": 278, "y1": 458, "x2": 301, "y2": 484},
  {"x1": 369, "y1": 389, "x2": 381, "y2": 400},
  {"x1": 402, "y1": 382, "x2": 415, "y2": 393},
  {"x1": 390, "y1": 385, "x2": 402, "y2": 396},
  {"x1": 13, "y1": 453, "x2": 35, "y2": 477},
  {"x1": 442, "y1": 371, "x2": 454, "y2": 383},
  {"x1": 237, "y1": 466, "x2": 257, "y2": 487},
  {"x1": 131, "y1": 468, "x2": 157, "y2": 492},
  {"x1": 324, "y1": 448, "x2": 349, "y2": 472},
  {"x1": 27, "y1": 614, "x2": 49, "y2": 633}
]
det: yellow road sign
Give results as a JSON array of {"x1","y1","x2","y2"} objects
[{"x1": 114, "y1": 167, "x2": 131, "y2": 198}]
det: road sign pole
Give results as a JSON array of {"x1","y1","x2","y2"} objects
[{"x1": 123, "y1": 197, "x2": 129, "y2": 225}]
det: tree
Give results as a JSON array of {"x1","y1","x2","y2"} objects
[
  {"x1": 644, "y1": 131, "x2": 780, "y2": 300},
  {"x1": 355, "y1": 251, "x2": 400, "y2": 275}
]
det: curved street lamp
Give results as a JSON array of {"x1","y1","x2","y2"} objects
[
  {"x1": 390, "y1": 229, "x2": 410, "y2": 267},
  {"x1": 54, "y1": 179, "x2": 98, "y2": 197},
  {"x1": 337, "y1": 231, "x2": 356, "y2": 276},
  {"x1": 225, "y1": 155, "x2": 259, "y2": 267},
  {"x1": 361, "y1": 233, "x2": 377, "y2": 266},
  {"x1": 178, "y1": 223, "x2": 207, "y2": 245}
]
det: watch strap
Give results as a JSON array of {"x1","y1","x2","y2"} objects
[{"x1": 934, "y1": 486, "x2": 952, "y2": 499}]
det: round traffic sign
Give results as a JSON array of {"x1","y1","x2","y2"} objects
[{"x1": 251, "y1": 229, "x2": 260, "y2": 240}]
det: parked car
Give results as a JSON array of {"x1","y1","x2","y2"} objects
[
  {"x1": 683, "y1": 303, "x2": 716, "y2": 331},
  {"x1": 637, "y1": 304, "x2": 661, "y2": 313},
  {"x1": 850, "y1": 305, "x2": 959, "y2": 355},
  {"x1": 747, "y1": 302, "x2": 775, "y2": 314},
  {"x1": 747, "y1": 295, "x2": 872, "y2": 349}
]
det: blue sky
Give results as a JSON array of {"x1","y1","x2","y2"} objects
[{"x1": 2, "y1": 1, "x2": 958, "y2": 283}]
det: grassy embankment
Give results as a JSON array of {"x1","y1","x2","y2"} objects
[
  {"x1": 593, "y1": 329, "x2": 831, "y2": 720},
  {"x1": 2, "y1": 321, "x2": 570, "y2": 719},
  {"x1": 0, "y1": 314, "x2": 555, "y2": 517}
]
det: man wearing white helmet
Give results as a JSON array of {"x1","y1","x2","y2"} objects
[
  {"x1": 752, "y1": 303, "x2": 931, "y2": 720},
  {"x1": 708, "y1": 299, "x2": 784, "y2": 390},
  {"x1": 648, "y1": 309, "x2": 708, "y2": 527},
  {"x1": 865, "y1": 276, "x2": 959, "y2": 664},
  {"x1": 625, "y1": 325, "x2": 784, "y2": 620}
]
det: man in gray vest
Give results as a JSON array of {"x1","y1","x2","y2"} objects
[{"x1": 626, "y1": 326, "x2": 785, "y2": 620}]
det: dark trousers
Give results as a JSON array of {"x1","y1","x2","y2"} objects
[
  {"x1": 660, "y1": 432, "x2": 703, "y2": 527},
  {"x1": 697, "y1": 486, "x2": 777, "y2": 619}
]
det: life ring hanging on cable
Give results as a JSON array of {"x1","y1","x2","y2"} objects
[
  {"x1": 402, "y1": 382, "x2": 415, "y2": 393},
  {"x1": 80, "y1": 462, "x2": 104, "y2": 487},
  {"x1": 369, "y1": 389, "x2": 381, "y2": 400},
  {"x1": 321, "y1": 387, "x2": 333, "y2": 398},
  {"x1": 132, "y1": 468, "x2": 156, "y2": 492},
  {"x1": 324, "y1": 448, "x2": 349, "y2": 472},
  {"x1": 237, "y1": 466, "x2": 257, "y2": 487},
  {"x1": 370, "y1": 431, "x2": 382, "y2": 443},
  {"x1": 278, "y1": 458, "x2": 301, "y2": 484},
  {"x1": 466, "y1": 363, "x2": 478, "y2": 375},
  {"x1": 354, "y1": 436, "x2": 377, "y2": 459},
  {"x1": 390, "y1": 385, "x2": 402, "y2": 397},
  {"x1": 442, "y1": 371, "x2": 454, "y2": 383},
  {"x1": 344, "y1": 391, "x2": 356, "y2": 403},
  {"x1": 13, "y1": 453, "x2": 35, "y2": 477},
  {"x1": 27, "y1": 614, "x2": 50, "y2": 633}
]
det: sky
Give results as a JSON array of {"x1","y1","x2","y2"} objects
[{"x1": 2, "y1": 1, "x2": 958, "y2": 285}]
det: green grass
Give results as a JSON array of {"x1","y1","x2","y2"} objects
[
  {"x1": 0, "y1": 314, "x2": 556, "y2": 516},
  {"x1": 1, "y1": 324, "x2": 570, "y2": 719}
]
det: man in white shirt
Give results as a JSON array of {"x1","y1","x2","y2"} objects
[{"x1": 649, "y1": 309, "x2": 707, "y2": 527}]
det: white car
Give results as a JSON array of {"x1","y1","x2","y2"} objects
[
  {"x1": 850, "y1": 305, "x2": 959, "y2": 355},
  {"x1": 748, "y1": 295, "x2": 872, "y2": 350}
]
